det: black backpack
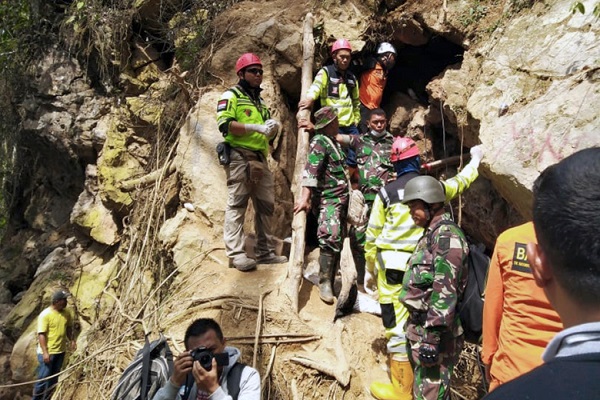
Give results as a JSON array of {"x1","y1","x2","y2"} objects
[
  {"x1": 427, "y1": 220, "x2": 490, "y2": 344},
  {"x1": 111, "y1": 335, "x2": 174, "y2": 400}
]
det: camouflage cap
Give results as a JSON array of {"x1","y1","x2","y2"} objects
[{"x1": 314, "y1": 106, "x2": 338, "y2": 130}]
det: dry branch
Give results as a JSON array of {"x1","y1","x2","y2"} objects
[
  {"x1": 228, "y1": 336, "x2": 320, "y2": 345},
  {"x1": 253, "y1": 291, "x2": 271, "y2": 368},
  {"x1": 227, "y1": 333, "x2": 318, "y2": 340},
  {"x1": 261, "y1": 345, "x2": 277, "y2": 398},
  {"x1": 120, "y1": 161, "x2": 176, "y2": 191},
  {"x1": 287, "y1": 12, "x2": 315, "y2": 313}
]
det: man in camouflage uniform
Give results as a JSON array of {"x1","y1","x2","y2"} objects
[
  {"x1": 294, "y1": 106, "x2": 349, "y2": 304},
  {"x1": 341, "y1": 108, "x2": 394, "y2": 288},
  {"x1": 367, "y1": 140, "x2": 483, "y2": 400},
  {"x1": 399, "y1": 175, "x2": 469, "y2": 400}
]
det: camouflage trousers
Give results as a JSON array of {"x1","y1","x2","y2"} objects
[
  {"x1": 348, "y1": 199, "x2": 373, "y2": 256},
  {"x1": 348, "y1": 200, "x2": 372, "y2": 282},
  {"x1": 315, "y1": 199, "x2": 347, "y2": 253},
  {"x1": 407, "y1": 329, "x2": 464, "y2": 400}
]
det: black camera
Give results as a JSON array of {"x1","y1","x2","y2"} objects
[{"x1": 190, "y1": 346, "x2": 229, "y2": 371}]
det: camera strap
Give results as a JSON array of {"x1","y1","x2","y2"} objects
[{"x1": 180, "y1": 363, "x2": 246, "y2": 400}]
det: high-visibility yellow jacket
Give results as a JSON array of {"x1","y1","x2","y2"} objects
[
  {"x1": 365, "y1": 162, "x2": 479, "y2": 272},
  {"x1": 305, "y1": 64, "x2": 360, "y2": 128},
  {"x1": 216, "y1": 84, "x2": 271, "y2": 156}
]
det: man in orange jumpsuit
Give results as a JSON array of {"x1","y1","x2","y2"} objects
[
  {"x1": 358, "y1": 42, "x2": 396, "y2": 133},
  {"x1": 482, "y1": 221, "x2": 562, "y2": 391}
]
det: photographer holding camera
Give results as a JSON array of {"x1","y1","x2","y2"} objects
[{"x1": 154, "y1": 318, "x2": 260, "y2": 400}]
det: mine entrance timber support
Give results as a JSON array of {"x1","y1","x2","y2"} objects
[{"x1": 286, "y1": 12, "x2": 314, "y2": 313}]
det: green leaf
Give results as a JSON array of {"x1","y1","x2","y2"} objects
[
  {"x1": 570, "y1": 2, "x2": 585, "y2": 14},
  {"x1": 76, "y1": 1, "x2": 85, "y2": 9},
  {"x1": 66, "y1": 15, "x2": 76, "y2": 25}
]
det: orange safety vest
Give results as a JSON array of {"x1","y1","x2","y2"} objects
[{"x1": 482, "y1": 222, "x2": 562, "y2": 391}]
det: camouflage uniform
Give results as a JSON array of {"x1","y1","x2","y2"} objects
[
  {"x1": 399, "y1": 213, "x2": 469, "y2": 400},
  {"x1": 301, "y1": 134, "x2": 348, "y2": 253},
  {"x1": 345, "y1": 131, "x2": 394, "y2": 281}
]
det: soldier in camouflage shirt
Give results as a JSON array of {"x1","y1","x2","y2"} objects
[
  {"x1": 399, "y1": 175, "x2": 469, "y2": 400},
  {"x1": 294, "y1": 106, "x2": 349, "y2": 304},
  {"x1": 338, "y1": 108, "x2": 394, "y2": 288}
]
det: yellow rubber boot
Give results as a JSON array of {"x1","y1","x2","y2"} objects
[{"x1": 370, "y1": 360, "x2": 413, "y2": 400}]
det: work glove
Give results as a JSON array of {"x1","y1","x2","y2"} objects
[
  {"x1": 469, "y1": 145, "x2": 484, "y2": 168},
  {"x1": 264, "y1": 119, "x2": 280, "y2": 138},
  {"x1": 244, "y1": 123, "x2": 269, "y2": 134},
  {"x1": 364, "y1": 266, "x2": 378, "y2": 296},
  {"x1": 418, "y1": 342, "x2": 440, "y2": 367}
]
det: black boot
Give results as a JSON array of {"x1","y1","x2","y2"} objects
[
  {"x1": 318, "y1": 251, "x2": 335, "y2": 304},
  {"x1": 353, "y1": 251, "x2": 366, "y2": 287}
]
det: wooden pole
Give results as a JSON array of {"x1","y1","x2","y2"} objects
[{"x1": 286, "y1": 12, "x2": 314, "y2": 313}]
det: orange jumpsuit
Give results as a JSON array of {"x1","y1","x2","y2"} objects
[
  {"x1": 359, "y1": 62, "x2": 386, "y2": 110},
  {"x1": 482, "y1": 221, "x2": 562, "y2": 391}
]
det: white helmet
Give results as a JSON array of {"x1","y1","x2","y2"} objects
[{"x1": 377, "y1": 42, "x2": 396, "y2": 55}]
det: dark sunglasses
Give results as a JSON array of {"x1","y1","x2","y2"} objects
[{"x1": 246, "y1": 68, "x2": 264, "y2": 75}]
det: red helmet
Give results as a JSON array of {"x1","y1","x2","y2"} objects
[
  {"x1": 235, "y1": 53, "x2": 262, "y2": 74},
  {"x1": 391, "y1": 137, "x2": 420, "y2": 162},
  {"x1": 331, "y1": 38, "x2": 352, "y2": 54}
]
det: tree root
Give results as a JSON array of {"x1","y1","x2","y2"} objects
[{"x1": 288, "y1": 320, "x2": 351, "y2": 387}]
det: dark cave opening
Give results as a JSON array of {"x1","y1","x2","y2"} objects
[{"x1": 383, "y1": 35, "x2": 465, "y2": 106}]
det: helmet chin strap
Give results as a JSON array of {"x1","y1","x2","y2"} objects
[{"x1": 424, "y1": 203, "x2": 443, "y2": 228}]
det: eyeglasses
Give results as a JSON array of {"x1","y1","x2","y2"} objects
[{"x1": 246, "y1": 68, "x2": 264, "y2": 75}]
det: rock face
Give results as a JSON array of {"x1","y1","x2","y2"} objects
[
  {"x1": 426, "y1": 0, "x2": 600, "y2": 218},
  {"x1": 1, "y1": 0, "x2": 600, "y2": 398}
]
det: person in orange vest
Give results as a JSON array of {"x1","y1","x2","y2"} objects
[
  {"x1": 483, "y1": 148, "x2": 600, "y2": 399},
  {"x1": 482, "y1": 221, "x2": 562, "y2": 391},
  {"x1": 357, "y1": 42, "x2": 397, "y2": 133}
]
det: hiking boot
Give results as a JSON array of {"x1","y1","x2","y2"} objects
[
  {"x1": 231, "y1": 255, "x2": 257, "y2": 271},
  {"x1": 256, "y1": 253, "x2": 288, "y2": 264}
]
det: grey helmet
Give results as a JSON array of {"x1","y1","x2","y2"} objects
[{"x1": 402, "y1": 175, "x2": 445, "y2": 204}]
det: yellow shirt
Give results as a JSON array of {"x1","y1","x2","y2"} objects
[{"x1": 37, "y1": 307, "x2": 72, "y2": 354}]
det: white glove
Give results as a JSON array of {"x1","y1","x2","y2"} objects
[
  {"x1": 469, "y1": 145, "x2": 484, "y2": 167},
  {"x1": 364, "y1": 267, "x2": 378, "y2": 296},
  {"x1": 264, "y1": 119, "x2": 280, "y2": 138},
  {"x1": 244, "y1": 123, "x2": 268, "y2": 134}
]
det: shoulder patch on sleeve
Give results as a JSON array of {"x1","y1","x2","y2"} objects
[
  {"x1": 217, "y1": 99, "x2": 229, "y2": 112},
  {"x1": 438, "y1": 236, "x2": 451, "y2": 251}
]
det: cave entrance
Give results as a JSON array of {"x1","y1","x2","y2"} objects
[{"x1": 383, "y1": 35, "x2": 464, "y2": 105}]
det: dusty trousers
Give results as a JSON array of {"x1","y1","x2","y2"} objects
[{"x1": 224, "y1": 149, "x2": 276, "y2": 261}]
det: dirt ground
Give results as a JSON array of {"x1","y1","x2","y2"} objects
[{"x1": 159, "y1": 239, "x2": 484, "y2": 399}]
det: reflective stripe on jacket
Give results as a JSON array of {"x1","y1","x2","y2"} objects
[
  {"x1": 365, "y1": 162, "x2": 479, "y2": 271},
  {"x1": 216, "y1": 85, "x2": 271, "y2": 156},
  {"x1": 305, "y1": 65, "x2": 360, "y2": 127}
]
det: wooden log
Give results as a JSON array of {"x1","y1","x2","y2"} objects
[{"x1": 286, "y1": 12, "x2": 315, "y2": 313}]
